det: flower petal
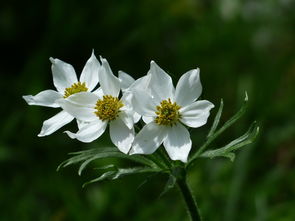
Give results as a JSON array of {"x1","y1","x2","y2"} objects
[
  {"x1": 23, "y1": 90, "x2": 62, "y2": 108},
  {"x1": 163, "y1": 123, "x2": 192, "y2": 163},
  {"x1": 80, "y1": 51, "x2": 100, "y2": 91},
  {"x1": 131, "y1": 89, "x2": 157, "y2": 117},
  {"x1": 92, "y1": 87, "x2": 104, "y2": 98},
  {"x1": 118, "y1": 71, "x2": 135, "y2": 91},
  {"x1": 133, "y1": 112, "x2": 141, "y2": 123},
  {"x1": 142, "y1": 116, "x2": 154, "y2": 124},
  {"x1": 129, "y1": 74, "x2": 151, "y2": 91},
  {"x1": 119, "y1": 111, "x2": 134, "y2": 130},
  {"x1": 65, "y1": 120, "x2": 107, "y2": 143},
  {"x1": 38, "y1": 110, "x2": 74, "y2": 137},
  {"x1": 148, "y1": 61, "x2": 174, "y2": 102},
  {"x1": 57, "y1": 93, "x2": 98, "y2": 122},
  {"x1": 99, "y1": 56, "x2": 120, "y2": 97},
  {"x1": 130, "y1": 122, "x2": 167, "y2": 155},
  {"x1": 175, "y1": 68, "x2": 202, "y2": 106},
  {"x1": 64, "y1": 92, "x2": 98, "y2": 108},
  {"x1": 180, "y1": 100, "x2": 214, "y2": 128},
  {"x1": 110, "y1": 118, "x2": 134, "y2": 154},
  {"x1": 50, "y1": 57, "x2": 78, "y2": 93},
  {"x1": 76, "y1": 120, "x2": 90, "y2": 130}
]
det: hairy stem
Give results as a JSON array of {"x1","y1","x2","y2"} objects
[{"x1": 177, "y1": 177, "x2": 202, "y2": 221}]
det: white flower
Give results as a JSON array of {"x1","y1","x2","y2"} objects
[
  {"x1": 22, "y1": 51, "x2": 100, "y2": 137},
  {"x1": 130, "y1": 61, "x2": 214, "y2": 163},
  {"x1": 118, "y1": 70, "x2": 150, "y2": 123},
  {"x1": 58, "y1": 57, "x2": 135, "y2": 154}
]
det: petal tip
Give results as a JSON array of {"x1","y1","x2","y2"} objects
[{"x1": 49, "y1": 57, "x2": 55, "y2": 64}]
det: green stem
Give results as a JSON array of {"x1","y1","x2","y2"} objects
[{"x1": 177, "y1": 177, "x2": 202, "y2": 221}]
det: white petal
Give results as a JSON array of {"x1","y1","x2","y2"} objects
[
  {"x1": 148, "y1": 61, "x2": 174, "y2": 102},
  {"x1": 57, "y1": 95, "x2": 98, "y2": 122},
  {"x1": 80, "y1": 51, "x2": 100, "y2": 91},
  {"x1": 76, "y1": 120, "x2": 90, "y2": 130},
  {"x1": 65, "y1": 120, "x2": 107, "y2": 143},
  {"x1": 119, "y1": 111, "x2": 134, "y2": 129},
  {"x1": 180, "y1": 100, "x2": 214, "y2": 128},
  {"x1": 163, "y1": 123, "x2": 192, "y2": 163},
  {"x1": 64, "y1": 92, "x2": 98, "y2": 108},
  {"x1": 120, "y1": 91, "x2": 141, "y2": 123},
  {"x1": 38, "y1": 111, "x2": 74, "y2": 137},
  {"x1": 129, "y1": 74, "x2": 151, "y2": 91},
  {"x1": 23, "y1": 90, "x2": 62, "y2": 108},
  {"x1": 92, "y1": 87, "x2": 104, "y2": 98},
  {"x1": 118, "y1": 71, "x2": 135, "y2": 91},
  {"x1": 99, "y1": 56, "x2": 120, "y2": 97},
  {"x1": 50, "y1": 57, "x2": 78, "y2": 93},
  {"x1": 133, "y1": 112, "x2": 141, "y2": 123},
  {"x1": 142, "y1": 116, "x2": 154, "y2": 124},
  {"x1": 131, "y1": 89, "x2": 157, "y2": 117},
  {"x1": 130, "y1": 122, "x2": 167, "y2": 155},
  {"x1": 120, "y1": 92, "x2": 133, "y2": 109},
  {"x1": 110, "y1": 118, "x2": 134, "y2": 154},
  {"x1": 175, "y1": 68, "x2": 202, "y2": 106}
]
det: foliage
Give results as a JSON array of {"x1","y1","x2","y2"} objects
[{"x1": 2, "y1": 0, "x2": 295, "y2": 220}]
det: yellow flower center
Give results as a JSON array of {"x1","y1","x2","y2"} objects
[
  {"x1": 155, "y1": 98, "x2": 181, "y2": 126},
  {"x1": 64, "y1": 82, "x2": 88, "y2": 98},
  {"x1": 94, "y1": 95, "x2": 124, "y2": 121}
]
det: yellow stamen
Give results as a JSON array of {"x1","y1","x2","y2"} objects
[
  {"x1": 64, "y1": 82, "x2": 88, "y2": 98},
  {"x1": 94, "y1": 95, "x2": 124, "y2": 121},
  {"x1": 155, "y1": 98, "x2": 181, "y2": 126}
]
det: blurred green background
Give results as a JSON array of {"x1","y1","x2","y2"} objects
[{"x1": 1, "y1": 0, "x2": 295, "y2": 220}]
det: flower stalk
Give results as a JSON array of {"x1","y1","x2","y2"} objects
[{"x1": 177, "y1": 174, "x2": 202, "y2": 221}]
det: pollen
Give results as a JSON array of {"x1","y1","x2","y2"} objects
[
  {"x1": 64, "y1": 82, "x2": 88, "y2": 98},
  {"x1": 155, "y1": 98, "x2": 181, "y2": 126},
  {"x1": 94, "y1": 95, "x2": 124, "y2": 121}
]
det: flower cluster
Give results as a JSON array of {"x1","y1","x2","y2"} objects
[{"x1": 23, "y1": 52, "x2": 214, "y2": 162}]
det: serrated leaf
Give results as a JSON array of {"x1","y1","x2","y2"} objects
[
  {"x1": 200, "y1": 122, "x2": 259, "y2": 161},
  {"x1": 207, "y1": 99, "x2": 223, "y2": 138},
  {"x1": 57, "y1": 147, "x2": 158, "y2": 172},
  {"x1": 83, "y1": 167, "x2": 162, "y2": 187}
]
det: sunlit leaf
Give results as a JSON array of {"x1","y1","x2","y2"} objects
[
  {"x1": 200, "y1": 122, "x2": 259, "y2": 161},
  {"x1": 57, "y1": 147, "x2": 158, "y2": 173},
  {"x1": 83, "y1": 167, "x2": 162, "y2": 187},
  {"x1": 188, "y1": 92, "x2": 249, "y2": 166},
  {"x1": 207, "y1": 99, "x2": 223, "y2": 138}
]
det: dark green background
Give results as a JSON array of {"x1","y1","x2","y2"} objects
[{"x1": 1, "y1": 0, "x2": 295, "y2": 220}]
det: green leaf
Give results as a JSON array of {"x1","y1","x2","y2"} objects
[
  {"x1": 159, "y1": 175, "x2": 177, "y2": 198},
  {"x1": 207, "y1": 99, "x2": 223, "y2": 138},
  {"x1": 82, "y1": 171, "x2": 116, "y2": 188},
  {"x1": 83, "y1": 167, "x2": 162, "y2": 187},
  {"x1": 200, "y1": 122, "x2": 259, "y2": 161},
  {"x1": 57, "y1": 147, "x2": 158, "y2": 173},
  {"x1": 188, "y1": 92, "x2": 249, "y2": 166}
]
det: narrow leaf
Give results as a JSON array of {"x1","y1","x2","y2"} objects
[
  {"x1": 200, "y1": 122, "x2": 259, "y2": 161},
  {"x1": 159, "y1": 175, "x2": 177, "y2": 198},
  {"x1": 188, "y1": 92, "x2": 249, "y2": 166},
  {"x1": 82, "y1": 171, "x2": 116, "y2": 188},
  {"x1": 83, "y1": 167, "x2": 162, "y2": 187},
  {"x1": 207, "y1": 99, "x2": 223, "y2": 138},
  {"x1": 57, "y1": 147, "x2": 158, "y2": 172}
]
